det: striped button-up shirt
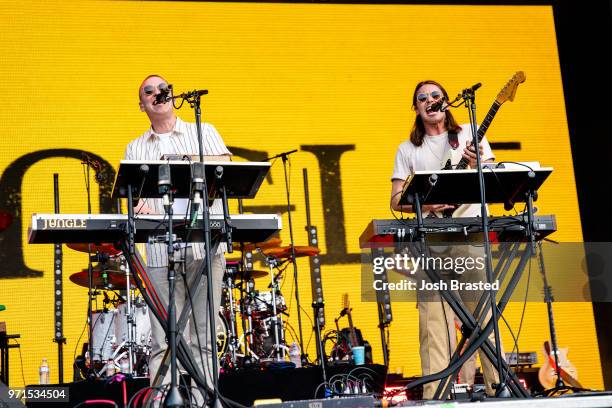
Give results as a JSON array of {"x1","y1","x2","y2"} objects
[{"x1": 124, "y1": 117, "x2": 231, "y2": 267}]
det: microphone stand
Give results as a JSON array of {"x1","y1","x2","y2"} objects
[
  {"x1": 265, "y1": 149, "x2": 307, "y2": 364},
  {"x1": 167, "y1": 89, "x2": 220, "y2": 404},
  {"x1": 158, "y1": 164, "x2": 184, "y2": 408},
  {"x1": 462, "y1": 86, "x2": 508, "y2": 397}
]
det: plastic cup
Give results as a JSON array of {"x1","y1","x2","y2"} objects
[{"x1": 352, "y1": 346, "x2": 365, "y2": 365}]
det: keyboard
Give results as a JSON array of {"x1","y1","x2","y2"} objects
[
  {"x1": 28, "y1": 213, "x2": 281, "y2": 244},
  {"x1": 359, "y1": 215, "x2": 556, "y2": 248}
]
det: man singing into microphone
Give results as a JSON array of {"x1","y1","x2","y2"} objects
[
  {"x1": 124, "y1": 74, "x2": 231, "y2": 401},
  {"x1": 390, "y1": 80, "x2": 501, "y2": 399}
]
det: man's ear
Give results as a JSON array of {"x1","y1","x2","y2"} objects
[{"x1": 139, "y1": 101, "x2": 145, "y2": 112}]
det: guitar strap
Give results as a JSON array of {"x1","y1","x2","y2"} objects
[
  {"x1": 439, "y1": 131, "x2": 460, "y2": 218},
  {"x1": 448, "y1": 130, "x2": 459, "y2": 150}
]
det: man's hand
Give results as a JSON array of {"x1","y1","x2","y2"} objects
[
  {"x1": 462, "y1": 140, "x2": 484, "y2": 168},
  {"x1": 424, "y1": 204, "x2": 458, "y2": 213}
]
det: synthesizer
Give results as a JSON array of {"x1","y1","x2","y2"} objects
[
  {"x1": 360, "y1": 215, "x2": 556, "y2": 248},
  {"x1": 29, "y1": 213, "x2": 281, "y2": 244}
]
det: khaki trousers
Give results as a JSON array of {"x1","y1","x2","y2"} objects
[
  {"x1": 417, "y1": 245, "x2": 502, "y2": 399},
  {"x1": 147, "y1": 248, "x2": 225, "y2": 402}
]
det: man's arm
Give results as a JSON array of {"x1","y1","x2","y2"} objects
[{"x1": 390, "y1": 179, "x2": 456, "y2": 214}]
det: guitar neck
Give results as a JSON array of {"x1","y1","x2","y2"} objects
[
  {"x1": 454, "y1": 100, "x2": 501, "y2": 170},
  {"x1": 346, "y1": 312, "x2": 359, "y2": 347}
]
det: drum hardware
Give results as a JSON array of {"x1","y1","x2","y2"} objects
[
  {"x1": 70, "y1": 253, "x2": 152, "y2": 378},
  {"x1": 221, "y1": 265, "x2": 242, "y2": 368},
  {"x1": 216, "y1": 242, "x2": 323, "y2": 367},
  {"x1": 240, "y1": 277, "x2": 257, "y2": 365},
  {"x1": 260, "y1": 253, "x2": 287, "y2": 362}
]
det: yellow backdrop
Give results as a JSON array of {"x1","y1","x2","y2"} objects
[{"x1": 0, "y1": 0, "x2": 603, "y2": 391}]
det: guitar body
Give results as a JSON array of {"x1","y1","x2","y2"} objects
[{"x1": 538, "y1": 341, "x2": 581, "y2": 389}]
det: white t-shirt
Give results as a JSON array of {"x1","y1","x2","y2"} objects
[
  {"x1": 391, "y1": 124, "x2": 495, "y2": 217},
  {"x1": 391, "y1": 124, "x2": 495, "y2": 181}
]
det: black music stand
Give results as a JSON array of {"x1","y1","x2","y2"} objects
[
  {"x1": 112, "y1": 159, "x2": 271, "y2": 405},
  {"x1": 399, "y1": 167, "x2": 552, "y2": 208},
  {"x1": 112, "y1": 159, "x2": 270, "y2": 200},
  {"x1": 399, "y1": 166, "x2": 551, "y2": 399}
]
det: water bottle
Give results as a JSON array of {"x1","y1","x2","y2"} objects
[
  {"x1": 289, "y1": 342, "x2": 301, "y2": 368},
  {"x1": 39, "y1": 358, "x2": 50, "y2": 384},
  {"x1": 120, "y1": 358, "x2": 129, "y2": 373}
]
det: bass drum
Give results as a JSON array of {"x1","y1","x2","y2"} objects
[{"x1": 91, "y1": 309, "x2": 116, "y2": 362}]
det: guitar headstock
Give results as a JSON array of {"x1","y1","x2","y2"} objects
[
  {"x1": 342, "y1": 293, "x2": 350, "y2": 310},
  {"x1": 495, "y1": 71, "x2": 526, "y2": 105}
]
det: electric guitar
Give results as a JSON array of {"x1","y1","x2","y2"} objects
[
  {"x1": 430, "y1": 71, "x2": 527, "y2": 218},
  {"x1": 538, "y1": 340, "x2": 582, "y2": 390},
  {"x1": 341, "y1": 293, "x2": 360, "y2": 349}
]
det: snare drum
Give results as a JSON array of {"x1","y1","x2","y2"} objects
[
  {"x1": 91, "y1": 309, "x2": 116, "y2": 361},
  {"x1": 246, "y1": 291, "x2": 286, "y2": 318},
  {"x1": 114, "y1": 302, "x2": 151, "y2": 349}
]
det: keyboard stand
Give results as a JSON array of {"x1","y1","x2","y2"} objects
[
  {"x1": 399, "y1": 168, "x2": 551, "y2": 399},
  {"x1": 120, "y1": 238, "x2": 222, "y2": 391},
  {"x1": 114, "y1": 160, "x2": 272, "y2": 397}
]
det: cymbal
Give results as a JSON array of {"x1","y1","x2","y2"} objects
[
  {"x1": 262, "y1": 245, "x2": 320, "y2": 259},
  {"x1": 69, "y1": 268, "x2": 129, "y2": 289},
  {"x1": 67, "y1": 243, "x2": 121, "y2": 256},
  {"x1": 233, "y1": 237, "x2": 282, "y2": 252},
  {"x1": 225, "y1": 262, "x2": 268, "y2": 279}
]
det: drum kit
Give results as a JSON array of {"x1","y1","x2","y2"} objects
[
  {"x1": 68, "y1": 238, "x2": 320, "y2": 376},
  {"x1": 67, "y1": 243, "x2": 151, "y2": 377},
  {"x1": 218, "y1": 239, "x2": 320, "y2": 369}
]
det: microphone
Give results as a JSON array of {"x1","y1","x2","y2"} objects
[
  {"x1": 429, "y1": 99, "x2": 445, "y2": 112},
  {"x1": 153, "y1": 83, "x2": 172, "y2": 105},
  {"x1": 158, "y1": 163, "x2": 172, "y2": 210},
  {"x1": 158, "y1": 163, "x2": 171, "y2": 194},
  {"x1": 190, "y1": 162, "x2": 204, "y2": 226},
  {"x1": 136, "y1": 164, "x2": 149, "y2": 199},
  {"x1": 462, "y1": 82, "x2": 482, "y2": 95}
]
